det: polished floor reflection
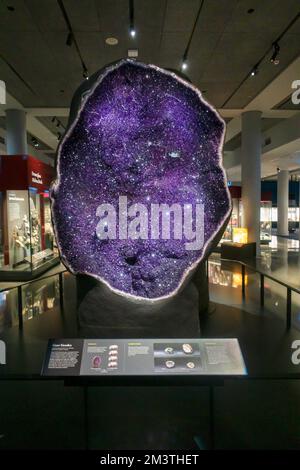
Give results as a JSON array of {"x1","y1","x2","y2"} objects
[
  {"x1": 0, "y1": 275, "x2": 60, "y2": 333},
  {"x1": 1, "y1": 252, "x2": 300, "y2": 450},
  {"x1": 209, "y1": 235, "x2": 300, "y2": 330},
  {"x1": 0, "y1": 236, "x2": 299, "y2": 334}
]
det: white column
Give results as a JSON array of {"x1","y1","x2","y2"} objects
[
  {"x1": 277, "y1": 169, "x2": 289, "y2": 236},
  {"x1": 5, "y1": 108, "x2": 28, "y2": 154},
  {"x1": 241, "y1": 110, "x2": 261, "y2": 254}
]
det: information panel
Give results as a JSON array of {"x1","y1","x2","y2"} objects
[{"x1": 42, "y1": 338, "x2": 247, "y2": 376}]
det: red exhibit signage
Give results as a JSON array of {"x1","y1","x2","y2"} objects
[{"x1": 0, "y1": 154, "x2": 55, "y2": 191}]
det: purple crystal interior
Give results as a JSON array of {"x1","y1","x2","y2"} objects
[{"x1": 51, "y1": 60, "x2": 231, "y2": 301}]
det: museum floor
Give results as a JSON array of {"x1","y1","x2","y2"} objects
[{"x1": 0, "y1": 236, "x2": 300, "y2": 449}]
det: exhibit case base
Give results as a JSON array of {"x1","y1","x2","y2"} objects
[
  {"x1": 0, "y1": 254, "x2": 59, "y2": 281},
  {"x1": 221, "y1": 241, "x2": 256, "y2": 261}
]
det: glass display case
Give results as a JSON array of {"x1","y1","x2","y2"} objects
[
  {"x1": 222, "y1": 196, "x2": 242, "y2": 242},
  {"x1": 0, "y1": 155, "x2": 59, "y2": 280},
  {"x1": 0, "y1": 275, "x2": 60, "y2": 332},
  {"x1": 222, "y1": 188, "x2": 273, "y2": 245},
  {"x1": 260, "y1": 200, "x2": 272, "y2": 243},
  {"x1": 271, "y1": 207, "x2": 300, "y2": 232},
  {"x1": 287, "y1": 207, "x2": 299, "y2": 233}
]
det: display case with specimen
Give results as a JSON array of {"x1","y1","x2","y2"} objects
[
  {"x1": 0, "y1": 155, "x2": 59, "y2": 280},
  {"x1": 260, "y1": 200, "x2": 272, "y2": 243}
]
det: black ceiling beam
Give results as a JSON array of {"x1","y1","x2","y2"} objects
[
  {"x1": 57, "y1": 0, "x2": 88, "y2": 76},
  {"x1": 129, "y1": 0, "x2": 134, "y2": 30},
  {"x1": 182, "y1": 0, "x2": 205, "y2": 62}
]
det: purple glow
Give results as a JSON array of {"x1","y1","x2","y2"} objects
[{"x1": 51, "y1": 60, "x2": 231, "y2": 301}]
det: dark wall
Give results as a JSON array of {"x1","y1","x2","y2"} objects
[{"x1": 261, "y1": 181, "x2": 300, "y2": 206}]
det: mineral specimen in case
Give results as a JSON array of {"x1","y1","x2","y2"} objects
[{"x1": 51, "y1": 59, "x2": 231, "y2": 301}]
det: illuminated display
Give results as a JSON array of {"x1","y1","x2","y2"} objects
[{"x1": 232, "y1": 227, "x2": 248, "y2": 244}]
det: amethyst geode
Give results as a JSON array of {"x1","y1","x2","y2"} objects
[{"x1": 51, "y1": 59, "x2": 231, "y2": 301}]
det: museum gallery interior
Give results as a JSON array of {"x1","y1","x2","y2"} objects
[{"x1": 0, "y1": 0, "x2": 300, "y2": 452}]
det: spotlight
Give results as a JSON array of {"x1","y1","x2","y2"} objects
[
  {"x1": 66, "y1": 32, "x2": 73, "y2": 47},
  {"x1": 181, "y1": 60, "x2": 188, "y2": 71},
  {"x1": 130, "y1": 27, "x2": 136, "y2": 38},
  {"x1": 31, "y1": 137, "x2": 39, "y2": 148},
  {"x1": 82, "y1": 67, "x2": 89, "y2": 80},
  {"x1": 270, "y1": 42, "x2": 280, "y2": 65},
  {"x1": 250, "y1": 65, "x2": 258, "y2": 76}
]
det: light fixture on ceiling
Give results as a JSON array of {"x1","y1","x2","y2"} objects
[
  {"x1": 250, "y1": 64, "x2": 259, "y2": 77},
  {"x1": 66, "y1": 32, "x2": 73, "y2": 47},
  {"x1": 52, "y1": 117, "x2": 66, "y2": 133},
  {"x1": 128, "y1": 49, "x2": 138, "y2": 58},
  {"x1": 82, "y1": 67, "x2": 89, "y2": 80},
  {"x1": 181, "y1": 60, "x2": 188, "y2": 71},
  {"x1": 31, "y1": 137, "x2": 39, "y2": 148},
  {"x1": 130, "y1": 28, "x2": 136, "y2": 38},
  {"x1": 247, "y1": 8, "x2": 255, "y2": 14},
  {"x1": 53, "y1": 116, "x2": 59, "y2": 127},
  {"x1": 105, "y1": 37, "x2": 119, "y2": 46},
  {"x1": 7, "y1": 6, "x2": 15, "y2": 11},
  {"x1": 270, "y1": 42, "x2": 280, "y2": 65},
  {"x1": 129, "y1": 0, "x2": 136, "y2": 38},
  {"x1": 57, "y1": 0, "x2": 89, "y2": 84}
]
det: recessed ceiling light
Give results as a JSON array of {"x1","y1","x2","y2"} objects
[
  {"x1": 247, "y1": 8, "x2": 255, "y2": 14},
  {"x1": 105, "y1": 37, "x2": 118, "y2": 46},
  {"x1": 128, "y1": 49, "x2": 138, "y2": 58},
  {"x1": 7, "y1": 6, "x2": 15, "y2": 11}
]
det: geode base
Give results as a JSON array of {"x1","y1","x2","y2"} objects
[{"x1": 76, "y1": 263, "x2": 208, "y2": 338}]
